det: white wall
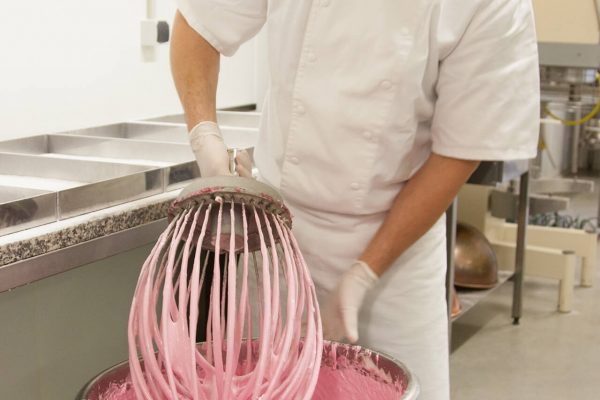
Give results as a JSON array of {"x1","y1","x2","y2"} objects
[
  {"x1": 0, "y1": 0, "x2": 257, "y2": 141},
  {"x1": 533, "y1": 0, "x2": 600, "y2": 44}
]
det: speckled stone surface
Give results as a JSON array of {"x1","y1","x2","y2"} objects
[{"x1": 0, "y1": 199, "x2": 172, "y2": 267}]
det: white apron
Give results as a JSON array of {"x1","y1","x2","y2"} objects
[
  {"x1": 177, "y1": 0, "x2": 540, "y2": 398},
  {"x1": 286, "y1": 199, "x2": 449, "y2": 399}
]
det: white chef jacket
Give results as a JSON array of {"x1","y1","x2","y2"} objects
[
  {"x1": 176, "y1": 1, "x2": 539, "y2": 399},
  {"x1": 177, "y1": 0, "x2": 539, "y2": 216}
]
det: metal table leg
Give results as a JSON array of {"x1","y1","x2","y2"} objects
[
  {"x1": 512, "y1": 171, "x2": 530, "y2": 325},
  {"x1": 446, "y1": 198, "x2": 458, "y2": 343},
  {"x1": 570, "y1": 113, "x2": 582, "y2": 175},
  {"x1": 597, "y1": 183, "x2": 600, "y2": 229}
]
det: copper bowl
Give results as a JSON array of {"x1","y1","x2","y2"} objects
[{"x1": 454, "y1": 223, "x2": 498, "y2": 289}]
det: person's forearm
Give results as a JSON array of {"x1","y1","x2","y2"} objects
[
  {"x1": 170, "y1": 11, "x2": 220, "y2": 130},
  {"x1": 360, "y1": 153, "x2": 480, "y2": 276}
]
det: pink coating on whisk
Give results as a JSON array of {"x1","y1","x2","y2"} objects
[{"x1": 127, "y1": 199, "x2": 323, "y2": 399}]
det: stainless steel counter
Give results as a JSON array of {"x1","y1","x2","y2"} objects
[
  {"x1": 0, "y1": 111, "x2": 259, "y2": 292},
  {"x1": 0, "y1": 111, "x2": 258, "y2": 236},
  {"x1": 0, "y1": 194, "x2": 171, "y2": 293}
]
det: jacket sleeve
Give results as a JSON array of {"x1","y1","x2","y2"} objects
[
  {"x1": 176, "y1": 0, "x2": 268, "y2": 56},
  {"x1": 431, "y1": 0, "x2": 540, "y2": 161}
]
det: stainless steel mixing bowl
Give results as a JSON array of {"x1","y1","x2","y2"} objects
[{"x1": 77, "y1": 340, "x2": 419, "y2": 400}]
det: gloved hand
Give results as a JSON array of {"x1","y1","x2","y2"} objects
[
  {"x1": 189, "y1": 121, "x2": 231, "y2": 177},
  {"x1": 322, "y1": 260, "x2": 378, "y2": 343}
]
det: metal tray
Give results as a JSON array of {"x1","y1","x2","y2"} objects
[
  {"x1": 217, "y1": 111, "x2": 260, "y2": 128},
  {"x1": 62, "y1": 122, "x2": 188, "y2": 142},
  {"x1": 145, "y1": 110, "x2": 260, "y2": 129},
  {"x1": 0, "y1": 153, "x2": 163, "y2": 220},
  {"x1": 0, "y1": 118, "x2": 260, "y2": 236},
  {"x1": 0, "y1": 186, "x2": 57, "y2": 236},
  {"x1": 0, "y1": 134, "x2": 198, "y2": 191},
  {"x1": 62, "y1": 122, "x2": 258, "y2": 151},
  {"x1": 0, "y1": 134, "x2": 193, "y2": 165}
]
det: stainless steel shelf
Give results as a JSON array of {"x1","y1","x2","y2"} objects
[
  {"x1": 447, "y1": 170, "x2": 530, "y2": 344},
  {"x1": 451, "y1": 271, "x2": 514, "y2": 322}
]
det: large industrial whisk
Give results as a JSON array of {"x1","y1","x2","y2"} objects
[{"x1": 127, "y1": 176, "x2": 323, "y2": 400}]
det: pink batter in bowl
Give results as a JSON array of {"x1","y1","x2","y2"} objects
[{"x1": 77, "y1": 340, "x2": 419, "y2": 400}]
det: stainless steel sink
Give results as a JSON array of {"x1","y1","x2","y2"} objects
[
  {"x1": 0, "y1": 153, "x2": 163, "y2": 219},
  {"x1": 0, "y1": 186, "x2": 57, "y2": 235}
]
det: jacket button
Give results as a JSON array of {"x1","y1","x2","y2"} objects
[
  {"x1": 350, "y1": 182, "x2": 361, "y2": 190},
  {"x1": 289, "y1": 156, "x2": 300, "y2": 165},
  {"x1": 295, "y1": 102, "x2": 306, "y2": 115},
  {"x1": 380, "y1": 80, "x2": 393, "y2": 90}
]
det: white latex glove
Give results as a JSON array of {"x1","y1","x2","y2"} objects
[
  {"x1": 189, "y1": 121, "x2": 231, "y2": 177},
  {"x1": 322, "y1": 261, "x2": 378, "y2": 343}
]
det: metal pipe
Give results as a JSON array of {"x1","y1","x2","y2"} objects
[
  {"x1": 594, "y1": 0, "x2": 600, "y2": 43},
  {"x1": 146, "y1": 0, "x2": 156, "y2": 19},
  {"x1": 512, "y1": 172, "x2": 530, "y2": 325},
  {"x1": 445, "y1": 198, "x2": 458, "y2": 344},
  {"x1": 597, "y1": 181, "x2": 600, "y2": 229},
  {"x1": 570, "y1": 105, "x2": 583, "y2": 175}
]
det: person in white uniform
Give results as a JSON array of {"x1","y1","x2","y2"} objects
[{"x1": 170, "y1": 1, "x2": 540, "y2": 398}]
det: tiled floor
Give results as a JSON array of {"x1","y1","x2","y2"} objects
[{"x1": 450, "y1": 175, "x2": 600, "y2": 400}]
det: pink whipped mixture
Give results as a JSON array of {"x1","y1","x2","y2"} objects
[
  {"x1": 98, "y1": 343, "x2": 404, "y2": 400},
  {"x1": 127, "y1": 200, "x2": 323, "y2": 399}
]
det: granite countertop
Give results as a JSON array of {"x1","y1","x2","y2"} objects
[{"x1": 0, "y1": 191, "x2": 179, "y2": 267}]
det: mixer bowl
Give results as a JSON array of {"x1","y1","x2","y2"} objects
[{"x1": 77, "y1": 340, "x2": 419, "y2": 400}]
